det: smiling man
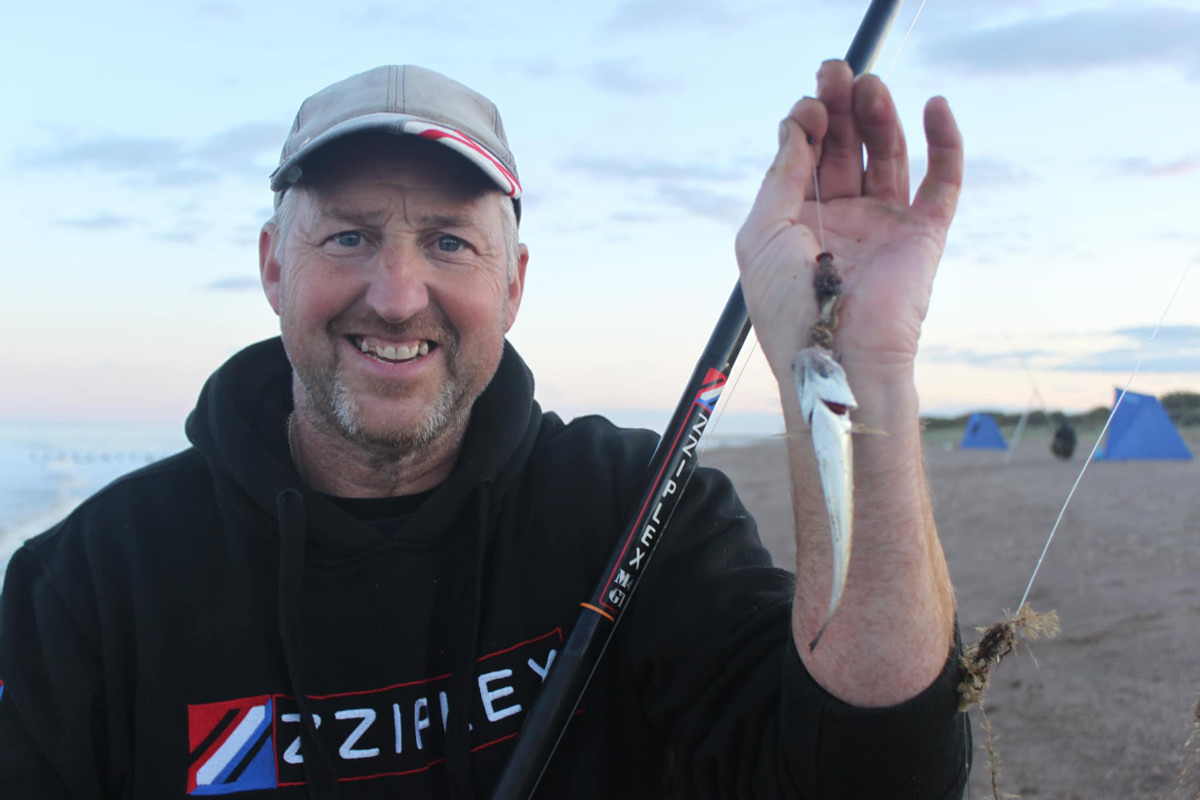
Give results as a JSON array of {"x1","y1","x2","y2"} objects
[
  {"x1": 266, "y1": 133, "x2": 526, "y2": 495},
  {"x1": 0, "y1": 64, "x2": 971, "y2": 799}
]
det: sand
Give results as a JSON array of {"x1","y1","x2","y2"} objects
[{"x1": 699, "y1": 429, "x2": 1200, "y2": 800}]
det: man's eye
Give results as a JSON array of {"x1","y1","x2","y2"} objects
[
  {"x1": 332, "y1": 231, "x2": 363, "y2": 247},
  {"x1": 436, "y1": 235, "x2": 463, "y2": 252}
]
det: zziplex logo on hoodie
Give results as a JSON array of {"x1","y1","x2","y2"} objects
[{"x1": 186, "y1": 630, "x2": 563, "y2": 795}]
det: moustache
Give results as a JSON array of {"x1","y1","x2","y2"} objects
[{"x1": 331, "y1": 311, "x2": 460, "y2": 355}]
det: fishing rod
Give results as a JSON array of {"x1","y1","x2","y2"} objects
[{"x1": 490, "y1": 2, "x2": 904, "y2": 797}]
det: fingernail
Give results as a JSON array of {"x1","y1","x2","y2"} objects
[{"x1": 778, "y1": 119, "x2": 789, "y2": 148}]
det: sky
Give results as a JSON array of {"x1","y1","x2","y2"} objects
[{"x1": 2, "y1": 0, "x2": 1198, "y2": 435}]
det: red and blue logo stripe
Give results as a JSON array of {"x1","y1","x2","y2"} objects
[
  {"x1": 694, "y1": 368, "x2": 728, "y2": 412},
  {"x1": 187, "y1": 696, "x2": 276, "y2": 795}
]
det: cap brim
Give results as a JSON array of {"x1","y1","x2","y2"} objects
[{"x1": 268, "y1": 112, "x2": 521, "y2": 200}]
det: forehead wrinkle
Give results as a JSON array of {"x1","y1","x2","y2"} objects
[
  {"x1": 317, "y1": 203, "x2": 391, "y2": 227},
  {"x1": 412, "y1": 212, "x2": 478, "y2": 230}
]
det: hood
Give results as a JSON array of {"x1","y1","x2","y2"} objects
[
  {"x1": 184, "y1": 336, "x2": 542, "y2": 799},
  {"x1": 184, "y1": 336, "x2": 539, "y2": 558}
]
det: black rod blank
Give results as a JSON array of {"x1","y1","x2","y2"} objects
[{"x1": 490, "y1": 3, "x2": 905, "y2": 797}]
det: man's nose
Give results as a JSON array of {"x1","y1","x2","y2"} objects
[{"x1": 364, "y1": 241, "x2": 431, "y2": 323}]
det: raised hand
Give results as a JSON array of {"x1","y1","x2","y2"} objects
[{"x1": 735, "y1": 59, "x2": 964, "y2": 389}]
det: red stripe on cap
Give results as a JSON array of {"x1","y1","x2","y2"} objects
[{"x1": 416, "y1": 128, "x2": 520, "y2": 197}]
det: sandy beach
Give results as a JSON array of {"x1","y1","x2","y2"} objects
[{"x1": 700, "y1": 429, "x2": 1200, "y2": 800}]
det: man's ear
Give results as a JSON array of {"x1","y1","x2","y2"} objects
[
  {"x1": 504, "y1": 243, "x2": 530, "y2": 332},
  {"x1": 259, "y1": 224, "x2": 283, "y2": 316}
]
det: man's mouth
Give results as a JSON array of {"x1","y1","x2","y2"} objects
[{"x1": 350, "y1": 334, "x2": 434, "y2": 364}]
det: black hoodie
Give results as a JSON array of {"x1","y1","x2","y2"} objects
[{"x1": 0, "y1": 338, "x2": 969, "y2": 799}]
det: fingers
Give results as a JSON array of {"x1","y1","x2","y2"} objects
[
  {"x1": 738, "y1": 101, "x2": 823, "y2": 252},
  {"x1": 911, "y1": 97, "x2": 963, "y2": 229},
  {"x1": 856, "y1": 75, "x2": 909, "y2": 204},
  {"x1": 740, "y1": 65, "x2": 959, "y2": 260},
  {"x1": 809, "y1": 62, "x2": 910, "y2": 204},
  {"x1": 786, "y1": 97, "x2": 828, "y2": 201},
  {"x1": 814, "y1": 60, "x2": 862, "y2": 198}
]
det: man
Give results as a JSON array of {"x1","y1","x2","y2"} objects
[
  {"x1": 0, "y1": 63, "x2": 969, "y2": 798},
  {"x1": 1052, "y1": 416, "x2": 1078, "y2": 459}
]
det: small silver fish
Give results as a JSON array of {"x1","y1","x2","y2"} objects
[{"x1": 794, "y1": 300, "x2": 858, "y2": 651}]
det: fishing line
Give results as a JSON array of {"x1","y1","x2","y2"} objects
[
  {"x1": 1001, "y1": 332, "x2": 1057, "y2": 429},
  {"x1": 698, "y1": 332, "x2": 761, "y2": 456},
  {"x1": 491, "y1": 9, "x2": 907, "y2": 795},
  {"x1": 708, "y1": 0, "x2": 919, "y2": 451},
  {"x1": 1015, "y1": 259, "x2": 1194, "y2": 611},
  {"x1": 702, "y1": 132, "x2": 826, "y2": 455},
  {"x1": 884, "y1": 0, "x2": 929, "y2": 81},
  {"x1": 702, "y1": 62, "x2": 835, "y2": 454},
  {"x1": 998, "y1": 333, "x2": 1060, "y2": 462},
  {"x1": 812, "y1": 161, "x2": 827, "y2": 252}
]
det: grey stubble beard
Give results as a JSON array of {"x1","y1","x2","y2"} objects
[{"x1": 299, "y1": 343, "x2": 470, "y2": 460}]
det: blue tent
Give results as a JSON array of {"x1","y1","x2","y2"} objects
[
  {"x1": 1102, "y1": 390, "x2": 1193, "y2": 461},
  {"x1": 960, "y1": 413, "x2": 1008, "y2": 450}
]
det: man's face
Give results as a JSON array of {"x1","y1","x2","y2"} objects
[{"x1": 260, "y1": 139, "x2": 526, "y2": 454}]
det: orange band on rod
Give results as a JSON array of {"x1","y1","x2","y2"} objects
[{"x1": 580, "y1": 603, "x2": 615, "y2": 622}]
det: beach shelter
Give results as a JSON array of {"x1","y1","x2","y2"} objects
[
  {"x1": 1102, "y1": 390, "x2": 1193, "y2": 461},
  {"x1": 960, "y1": 413, "x2": 1008, "y2": 450}
]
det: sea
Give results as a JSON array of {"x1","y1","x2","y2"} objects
[
  {"x1": 0, "y1": 413, "x2": 779, "y2": 581},
  {"x1": 0, "y1": 421, "x2": 189, "y2": 579}
]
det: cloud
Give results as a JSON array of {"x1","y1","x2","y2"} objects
[
  {"x1": 149, "y1": 167, "x2": 219, "y2": 188},
  {"x1": 193, "y1": 2, "x2": 240, "y2": 18},
  {"x1": 611, "y1": 211, "x2": 661, "y2": 224},
  {"x1": 206, "y1": 277, "x2": 261, "y2": 291},
  {"x1": 26, "y1": 136, "x2": 183, "y2": 172},
  {"x1": 1111, "y1": 155, "x2": 1200, "y2": 178},
  {"x1": 922, "y1": 8, "x2": 1200, "y2": 77},
  {"x1": 601, "y1": 0, "x2": 749, "y2": 34},
  {"x1": 152, "y1": 230, "x2": 197, "y2": 244},
  {"x1": 963, "y1": 157, "x2": 1034, "y2": 188},
  {"x1": 920, "y1": 345, "x2": 1054, "y2": 369},
  {"x1": 564, "y1": 156, "x2": 747, "y2": 183},
  {"x1": 922, "y1": 326, "x2": 1200, "y2": 373},
  {"x1": 1059, "y1": 325, "x2": 1200, "y2": 371},
  {"x1": 193, "y1": 123, "x2": 287, "y2": 171},
  {"x1": 656, "y1": 184, "x2": 748, "y2": 224},
  {"x1": 57, "y1": 213, "x2": 133, "y2": 230},
  {"x1": 1059, "y1": 350, "x2": 1200, "y2": 373},
  {"x1": 587, "y1": 60, "x2": 681, "y2": 95},
  {"x1": 1113, "y1": 325, "x2": 1200, "y2": 344},
  {"x1": 494, "y1": 57, "x2": 560, "y2": 80},
  {"x1": 908, "y1": 155, "x2": 1032, "y2": 190},
  {"x1": 560, "y1": 153, "x2": 753, "y2": 223},
  {"x1": 342, "y1": 5, "x2": 464, "y2": 27},
  {"x1": 230, "y1": 221, "x2": 267, "y2": 247},
  {"x1": 1152, "y1": 230, "x2": 1200, "y2": 243},
  {"x1": 18, "y1": 122, "x2": 286, "y2": 188}
]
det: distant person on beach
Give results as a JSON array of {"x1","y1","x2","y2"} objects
[
  {"x1": 1052, "y1": 417, "x2": 1078, "y2": 460},
  {"x1": 0, "y1": 63, "x2": 970, "y2": 798}
]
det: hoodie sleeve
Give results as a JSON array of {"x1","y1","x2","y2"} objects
[
  {"x1": 619, "y1": 463, "x2": 970, "y2": 799},
  {"x1": 0, "y1": 545, "x2": 109, "y2": 799}
]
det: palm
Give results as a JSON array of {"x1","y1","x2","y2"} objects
[
  {"x1": 736, "y1": 65, "x2": 962, "y2": 385},
  {"x1": 744, "y1": 198, "x2": 945, "y2": 371}
]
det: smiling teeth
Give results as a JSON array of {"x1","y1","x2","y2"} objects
[{"x1": 357, "y1": 338, "x2": 430, "y2": 361}]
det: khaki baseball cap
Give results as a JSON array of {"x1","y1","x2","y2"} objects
[{"x1": 270, "y1": 65, "x2": 521, "y2": 216}]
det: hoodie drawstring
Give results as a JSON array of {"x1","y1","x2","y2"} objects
[
  {"x1": 443, "y1": 483, "x2": 492, "y2": 800},
  {"x1": 277, "y1": 489, "x2": 342, "y2": 799}
]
